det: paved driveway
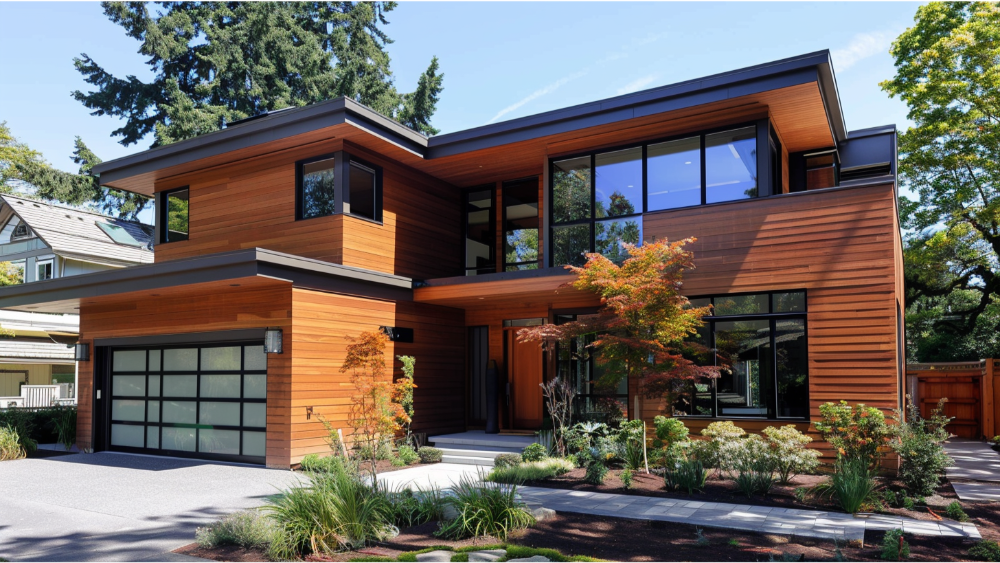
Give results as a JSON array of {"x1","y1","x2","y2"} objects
[{"x1": 0, "y1": 452, "x2": 303, "y2": 562}]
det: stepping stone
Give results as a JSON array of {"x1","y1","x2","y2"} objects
[
  {"x1": 507, "y1": 557, "x2": 551, "y2": 562},
  {"x1": 468, "y1": 549, "x2": 507, "y2": 562},
  {"x1": 417, "y1": 550, "x2": 455, "y2": 562}
]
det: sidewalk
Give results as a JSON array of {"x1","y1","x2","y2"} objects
[
  {"x1": 518, "y1": 486, "x2": 981, "y2": 544},
  {"x1": 944, "y1": 439, "x2": 1000, "y2": 501}
]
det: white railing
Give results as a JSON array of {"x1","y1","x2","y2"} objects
[{"x1": 0, "y1": 385, "x2": 76, "y2": 409}]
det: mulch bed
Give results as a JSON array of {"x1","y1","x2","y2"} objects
[
  {"x1": 175, "y1": 544, "x2": 270, "y2": 562},
  {"x1": 175, "y1": 511, "x2": 985, "y2": 562}
]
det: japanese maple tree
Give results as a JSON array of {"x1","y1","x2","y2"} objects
[{"x1": 518, "y1": 237, "x2": 720, "y2": 412}]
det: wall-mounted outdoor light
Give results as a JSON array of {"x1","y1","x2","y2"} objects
[
  {"x1": 74, "y1": 342, "x2": 90, "y2": 362},
  {"x1": 264, "y1": 328, "x2": 283, "y2": 354},
  {"x1": 380, "y1": 326, "x2": 414, "y2": 343}
]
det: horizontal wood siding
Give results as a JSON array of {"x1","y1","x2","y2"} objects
[
  {"x1": 75, "y1": 278, "x2": 294, "y2": 468},
  {"x1": 289, "y1": 289, "x2": 465, "y2": 464}
]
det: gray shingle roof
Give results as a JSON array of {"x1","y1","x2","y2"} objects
[{"x1": 1, "y1": 195, "x2": 154, "y2": 266}]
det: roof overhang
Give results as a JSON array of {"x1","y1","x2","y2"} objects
[
  {"x1": 0, "y1": 248, "x2": 414, "y2": 314},
  {"x1": 92, "y1": 50, "x2": 847, "y2": 194},
  {"x1": 414, "y1": 268, "x2": 592, "y2": 309}
]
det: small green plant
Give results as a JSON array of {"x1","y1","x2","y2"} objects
[
  {"x1": 389, "y1": 486, "x2": 446, "y2": 528},
  {"x1": 882, "y1": 489, "x2": 898, "y2": 507},
  {"x1": 762, "y1": 425, "x2": 820, "y2": 484},
  {"x1": 196, "y1": 509, "x2": 277, "y2": 550},
  {"x1": 493, "y1": 453, "x2": 523, "y2": 468},
  {"x1": 522, "y1": 442, "x2": 547, "y2": 462},
  {"x1": 992, "y1": 436, "x2": 1000, "y2": 444},
  {"x1": 946, "y1": 500, "x2": 969, "y2": 522},
  {"x1": 727, "y1": 538, "x2": 740, "y2": 547},
  {"x1": 487, "y1": 458, "x2": 574, "y2": 484},
  {"x1": 694, "y1": 527, "x2": 709, "y2": 547},
  {"x1": 890, "y1": 397, "x2": 952, "y2": 496},
  {"x1": 585, "y1": 461, "x2": 608, "y2": 485},
  {"x1": 620, "y1": 468, "x2": 634, "y2": 489},
  {"x1": 435, "y1": 472, "x2": 535, "y2": 541},
  {"x1": 418, "y1": 446, "x2": 443, "y2": 463},
  {"x1": 0, "y1": 426, "x2": 26, "y2": 461},
  {"x1": 969, "y1": 539, "x2": 1000, "y2": 562},
  {"x1": 793, "y1": 487, "x2": 808, "y2": 503},
  {"x1": 300, "y1": 453, "x2": 351, "y2": 474},
  {"x1": 880, "y1": 529, "x2": 909, "y2": 561},
  {"x1": 0, "y1": 408, "x2": 36, "y2": 455},
  {"x1": 397, "y1": 444, "x2": 420, "y2": 465},
  {"x1": 51, "y1": 405, "x2": 77, "y2": 450},
  {"x1": 664, "y1": 458, "x2": 707, "y2": 494},
  {"x1": 812, "y1": 457, "x2": 878, "y2": 514}
]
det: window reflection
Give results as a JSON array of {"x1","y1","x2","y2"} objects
[
  {"x1": 552, "y1": 157, "x2": 591, "y2": 223},
  {"x1": 648, "y1": 137, "x2": 701, "y2": 210},
  {"x1": 715, "y1": 319, "x2": 771, "y2": 417},
  {"x1": 503, "y1": 178, "x2": 539, "y2": 271},
  {"x1": 595, "y1": 148, "x2": 642, "y2": 218},
  {"x1": 301, "y1": 158, "x2": 336, "y2": 219},
  {"x1": 594, "y1": 217, "x2": 641, "y2": 264},
  {"x1": 706, "y1": 126, "x2": 757, "y2": 203},
  {"x1": 465, "y1": 187, "x2": 495, "y2": 275}
]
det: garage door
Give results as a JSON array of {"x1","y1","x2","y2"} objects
[{"x1": 108, "y1": 342, "x2": 267, "y2": 464}]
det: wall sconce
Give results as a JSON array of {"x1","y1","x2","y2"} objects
[
  {"x1": 264, "y1": 328, "x2": 283, "y2": 354},
  {"x1": 379, "y1": 326, "x2": 414, "y2": 343},
  {"x1": 74, "y1": 343, "x2": 90, "y2": 362}
]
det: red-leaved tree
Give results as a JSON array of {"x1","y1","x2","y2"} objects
[{"x1": 518, "y1": 237, "x2": 720, "y2": 415}]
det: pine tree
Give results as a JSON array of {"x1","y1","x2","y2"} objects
[{"x1": 38, "y1": 1, "x2": 445, "y2": 217}]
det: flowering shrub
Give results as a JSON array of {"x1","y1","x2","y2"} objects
[
  {"x1": 762, "y1": 425, "x2": 821, "y2": 484},
  {"x1": 732, "y1": 434, "x2": 777, "y2": 497},
  {"x1": 700, "y1": 421, "x2": 746, "y2": 477},
  {"x1": 814, "y1": 401, "x2": 890, "y2": 468},
  {"x1": 890, "y1": 397, "x2": 952, "y2": 496}
]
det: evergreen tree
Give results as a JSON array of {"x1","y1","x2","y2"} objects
[{"x1": 36, "y1": 1, "x2": 444, "y2": 217}]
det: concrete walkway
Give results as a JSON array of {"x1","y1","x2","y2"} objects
[
  {"x1": 517, "y1": 487, "x2": 981, "y2": 543},
  {"x1": 0, "y1": 452, "x2": 303, "y2": 562},
  {"x1": 944, "y1": 439, "x2": 1000, "y2": 501},
  {"x1": 375, "y1": 462, "x2": 485, "y2": 490}
]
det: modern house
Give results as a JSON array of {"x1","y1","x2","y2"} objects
[
  {"x1": 0, "y1": 51, "x2": 903, "y2": 467},
  {"x1": 0, "y1": 194, "x2": 153, "y2": 407}
]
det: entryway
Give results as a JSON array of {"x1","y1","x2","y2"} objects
[
  {"x1": 505, "y1": 326, "x2": 543, "y2": 430},
  {"x1": 428, "y1": 430, "x2": 537, "y2": 466}
]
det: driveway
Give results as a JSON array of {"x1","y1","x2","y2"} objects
[{"x1": 0, "y1": 452, "x2": 303, "y2": 562}]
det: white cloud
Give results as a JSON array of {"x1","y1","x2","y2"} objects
[
  {"x1": 832, "y1": 31, "x2": 893, "y2": 72},
  {"x1": 617, "y1": 74, "x2": 659, "y2": 96},
  {"x1": 487, "y1": 70, "x2": 588, "y2": 124}
]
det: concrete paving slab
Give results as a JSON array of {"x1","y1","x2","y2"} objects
[
  {"x1": 944, "y1": 439, "x2": 1000, "y2": 483},
  {"x1": 952, "y1": 481, "x2": 1000, "y2": 501}
]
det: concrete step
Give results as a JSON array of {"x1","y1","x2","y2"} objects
[
  {"x1": 429, "y1": 432, "x2": 537, "y2": 450},
  {"x1": 441, "y1": 454, "x2": 496, "y2": 467},
  {"x1": 434, "y1": 444, "x2": 525, "y2": 457}
]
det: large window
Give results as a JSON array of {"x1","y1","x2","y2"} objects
[
  {"x1": 674, "y1": 291, "x2": 807, "y2": 420},
  {"x1": 503, "y1": 178, "x2": 539, "y2": 271},
  {"x1": 296, "y1": 152, "x2": 382, "y2": 222},
  {"x1": 465, "y1": 186, "x2": 496, "y2": 276},
  {"x1": 554, "y1": 314, "x2": 628, "y2": 421},
  {"x1": 160, "y1": 187, "x2": 189, "y2": 243}
]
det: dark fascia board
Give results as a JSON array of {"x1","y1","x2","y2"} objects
[
  {"x1": 419, "y1": 266, "x2": 574, "y2": 288},
  {"x1": 92, "y1": 98, "x2": 429, "y2": 185},
  {"x1": 847, "y1": 124, "x2": 897, "y2": 139},
  {"x1": 0, "y1": 247, "x2": 414, "y2": 310},
  {"x1": 92, "y1": 51, "x2": 846, "y2": 187}
]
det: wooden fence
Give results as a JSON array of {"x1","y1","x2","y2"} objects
[{"x1": 906, "y1": 360, "x2": 1000, "y2": 439}]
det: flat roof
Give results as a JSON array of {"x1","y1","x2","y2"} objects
[{"x1": 93, "y1": 50, "x2": 846, "y2": 187}]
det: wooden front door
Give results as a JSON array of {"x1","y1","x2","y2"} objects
[{"x1": 505, "y1": 329, "x2": 543, "y2": 429}]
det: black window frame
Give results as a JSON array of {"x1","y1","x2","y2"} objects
[
  {"x1": 159, "y1": 186, "x2": 190, "y2": 244},
  {"x1": 548, "y1": 119, "x2": 779, "y2": 267},
  {"x1": 675, "y1": 290, "x2": 809, "y2": 421},
  {"x1": 552, "y1": 312, "x2": 628, "y2": 422},
  {"x1": 501, "y1": 176, "x2": 541, "y2": 272},
  {"x1": 463, "y1": 184, "x2": 497, "y2": 276},
  {"x1": 295, "y1": 151, "x2": 383, "y2": 224}
]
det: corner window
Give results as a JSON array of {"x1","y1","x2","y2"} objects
[
  {"x1": 160, "y1": 188, "x2": 189, "y2": 243},
  {"x1": 296, "y1": 152, "x2": 382, "y2": 222},
  {"x1": 465, "y1": 186, "x2": 496, "y2": 276},
  {"x1": 674, "y1": 290, "x2": 808, "y2": 420},
  {"x1": 503, "y1": 177, "x2": 539, "y2": 271},
  {"x1": 36, "y1": 259, "x2": 53, "y2": 281}
]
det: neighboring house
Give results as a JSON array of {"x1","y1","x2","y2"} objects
[
  {"x1": 0, "y1": 195, "x2": 153, "y2": 406},
  {"x1": 0, "y1": 50, "x2": 904, "y2": 468}
]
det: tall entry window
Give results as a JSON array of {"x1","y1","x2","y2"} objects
[
  {"x1": 503, "y1": 178, "x2": 539, "y2": 271},
  {"x1": 553, "y1": 314, "x2": 628, "y2": 421},
  {"x1": 465, "y1": 187, "x2": 496, "y2": 276},
  {"x1": 108, "y1": 342, "x2": 268, "y2": 464},
  {"x1": 674, "y1": 291, "x2": 807, "y2": 420}
]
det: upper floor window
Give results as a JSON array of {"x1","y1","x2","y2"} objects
[
  {"x1": 36, "y1": 258, "x2": 53, "y2": 281},
  {"x1": 465, "y1": 186, "x2": 495, "y2": 276},
  {"x1": 503, "y1": 177, "x2": 539, "y2": 271},
  {"x1": 296, "y1": 152, "x2": 382, "y2": 223},
  {"x1": 161, "y1": 187, "x2": 189, "y2": 243},
  {"x1": 11, "y1": 222, "x2": 30, "y2": 240}
]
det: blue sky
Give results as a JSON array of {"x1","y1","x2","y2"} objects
[{"x1": 0, "y1": 2, "x2": 920, "y2": 178}]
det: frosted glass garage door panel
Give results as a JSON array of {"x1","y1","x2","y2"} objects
[
  {"x1": 162, "y1": 427, "x2": 196, "y2": 451},
  {"x1": 113, "y1": 375, "x2": 145, "y2": 397},
  {"x1": 243, "y1": 403, "x2": 266, "y2": 428},
  {"x1": 201, "y1": 374, "x2": 240, "y2": 398},
  {"x1": 199, "y1": 429, "x2": 240, "y2": 455},
  {"x1": 146, "y1": 426, "x2": 160, "y2": 449},
  {"x1": 162, "y1": 401, "x2": 196, "y2": 424},
  {"x1": 111, "y1": 424, "x2": 144, "y2": 447},
  {"x1": 162, "y1": 375, "x2": 197, "y2": 397},
  {"x1": 163, "y1": 348, "x2": 197, "y2": 371},
  {"x1": 201, "y1": 347, "x2": 241, "y2": 371},
  {"x1": 244, "y1": 373, "x2": 266, "y2": 399},
  {"x1": 113, "y1": 350, "x2": 145, "y2": 372},
  {"x1": 199, "y1": 402, "x2": 240, "y2": 426},
  {"x1": 244, "y1": 346, "x2": 266, "y2": 371},
  {"x1": 111, "y1": 399, "x2": 145, "y2": 422},
  {"x1": 243, "y1": 432, "x2": 266, "y2": 457}
]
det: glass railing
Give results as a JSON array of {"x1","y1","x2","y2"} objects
[{"x1": 0, "y1": 238, "x2": 45, "y2": 256}]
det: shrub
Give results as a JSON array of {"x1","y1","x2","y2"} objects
[
  {"x1": 488, "y1": 458, "x2": 574, "y2": 484},
  {"x1": 880, "y1": 529, "x2": 909, "y2": 561},
  {"x1": 762, "y1": 425, "x2": 820, "y2": 484},
  {"x1": 0, "y1": 408, "x2": 36, "y2": 455},
  {"x1": 701, "y1": 421, "x2": 746, "y2": 477},
  {"x1": 265, "y1": 469, "x2": 395, "y2": 560},
  {"x1": 196, "y1": 509, "x2": 276, "y2": 550},
  {"x1": 946, "y1": 501, "x2": 969, "y2": 522},
  {"x1": 389, "y1": 486, "x2": 445, "y2": 528},
  {"x1": 902, "y1": 496, "x2": 915, "y2": 511},
  {"x1": 397, "y1": 445, "x2": 420, "y2": 465},
  {"x1": 890, "y1": 397, "x2": 952, "y2": 496},
  {"x1": 813, "y1": 457, "x2": 878, "y2": 514},
  {"x1": 300, "y1": 453, "x2": 351, "y2": 474},
  {"x1": 435, "y1": 473, "x2": 535, "y2": 540},
  {"x1": 653, "y1": 416, "x2": 689, "y2": 447},
  {"x1": 732, "y1": 435, "x2": 776, "y2": 498},
  {"x1": 585, "y1": 462, "x2": 608, "y2": 485},
  {"x1": 418, "y1": 447, "x2": 443, "y2": 463},
  {"x1": 522, "y1": 442, "x2": 547, "y2": 462},
  {"x1": 969, "y1": 539, "x2": 1000, "y2": 562},
  {"x1": 0, "y1": 426, "x2": 26, "y2": 461},
  {"x1": 493, "y1": 453, "x2": 523, "y2": 469},
  {"x1": 664, "y1": 458, "x2": 707, "y2": 494},
  {"x1": 622, "y1": 438, "x2": 645, "y2": 471},
  {"x1": 793, "y1": 487, "x2": 808, "y2": 503},
  {"x1": 620, "y1": 468, "x2": 633, "y2": 489},
  {"x1": 814, "y1": 401, "x2": 890, "y2": 468}
]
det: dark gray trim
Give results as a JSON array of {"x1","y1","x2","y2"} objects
[
  {"x1": 94, "y1": 328, "x2": 266, "y2": 348},
  {"x1": 93, "y1": 51, "x2": 849, "y2": 187},
  {"x1": 419, "y1": 266, "x2": 574, "y2": 288},
  {"x1": 846, "y1": 125, "x2": 897, "y2": 139}
]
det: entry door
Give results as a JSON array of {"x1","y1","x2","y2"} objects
[{"x1": 505, "y1": 329, "x2": 543, "y2": 429}]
